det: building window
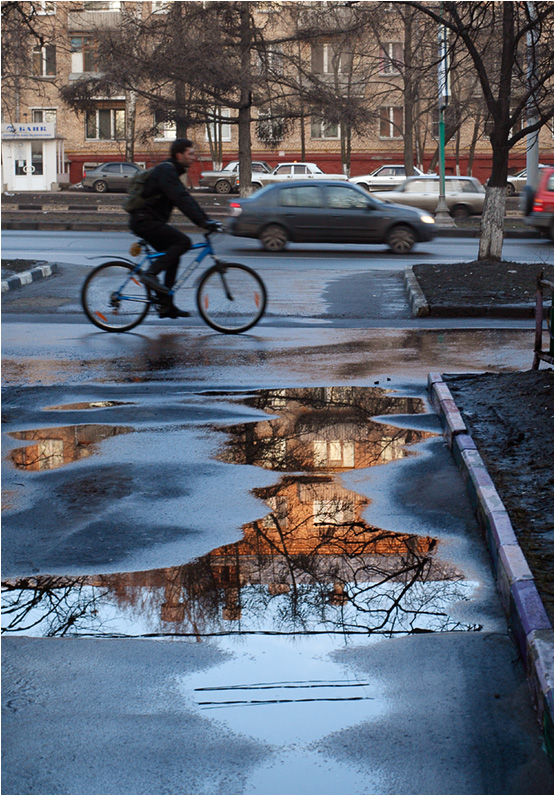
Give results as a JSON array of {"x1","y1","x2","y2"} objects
[
  {"x1": 36, "y1": 1, "x2": 56, "y2": 13},
  {"x1": 85, "y1": 108, "x2": 125, "y2": 140},
  {"x1": 32, "y1": 109, "x2": 57, "y2": 125},
  {"x1": 151, "y1": 1, "x2": 170, "y2": 11},
  {"x1": 311, "y1": 42, "x2": 347, "y2": 74},
  {"x1": 83, "y1": 1, "x2": 121, "y2": 10},
  {"x1": 379, "y1": 42, "x2": 403, "y2": 75},
  {"x1": 32, "y1": 45, "x2": 56, "y2": 77},
  {"x1": 313, "y1": 440, "x2": 355, "y2": 468},
  {"x1": 70, "y1": 37, "x2": 98, "y2": 73},
  {"x1": 154, "y1": 110, "x2": 176, "y2": 140},
  {"x1": 205, "y1": 109, "x2": 232, "y2": 143},
  {"x1": 311, "y1": 117, "x2": 340, "y2": 139},
  {"x1": 379, "y1": 106, "x2": 403, "y2": 138}
]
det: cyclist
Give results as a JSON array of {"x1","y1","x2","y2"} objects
[{"x1": 128, "y1": 138, "x2": 221, "y2": 318}]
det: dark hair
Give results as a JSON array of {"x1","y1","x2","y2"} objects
[{"x1": 170, "y1": 138, "x2": 194, "y2": 158}]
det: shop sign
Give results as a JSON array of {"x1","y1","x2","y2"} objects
[{"x1": 2, "y1": 122, "x2": 55, "y2": 139}]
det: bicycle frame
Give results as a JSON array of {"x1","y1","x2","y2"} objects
[{"x1": 116, "y1": 234, "x2": 216, "y2": 305}]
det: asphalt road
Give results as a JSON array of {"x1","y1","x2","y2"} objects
[{"x1": 2, "y1": 230, "x2": 553, "y2": 795}]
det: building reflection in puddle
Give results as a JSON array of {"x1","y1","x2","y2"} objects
[
  {"x1": 2, "y1": 387, "x2": 481, "y2": 637},
  {"x1": 8, "y1": 424, "x2": 133, "y2": 471}
]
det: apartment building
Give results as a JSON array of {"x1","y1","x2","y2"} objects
[{"x1": 1, "y1": 0, "x2": 551, "y2": 191}]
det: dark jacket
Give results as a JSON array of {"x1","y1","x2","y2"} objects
[{"x1": 132, "y1": 158, "x2": 210, "y2": 227}]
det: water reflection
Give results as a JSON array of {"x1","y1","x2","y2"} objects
[
  {"x1": 43, "y1": 401, "x2": 134, "y2": 411},
  {"x1": 2, "y1": 387, "x2": 481, "y2": 637},
  {"x1": 8, "y1": 424, "x2": 133, "y2": 471}
]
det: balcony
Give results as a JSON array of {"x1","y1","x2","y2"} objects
[{"x1": 67, "y1": 11, "x2": 120, "y2": 32}]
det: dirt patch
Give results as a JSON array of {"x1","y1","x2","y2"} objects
[
  {"x1": 414, "y1": 261, "x2": 553, "y2": 311},
  {"x1": 444, "y1": 369, "x2": 553, "y2": 622},
  {"x1": 1, "y1": 259, "x2": 46, "y2": 279}
]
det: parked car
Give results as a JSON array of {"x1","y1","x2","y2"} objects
[
  {"x1": 199, "y1": 160, "x2": 272, "y2": 194},
  {"x1": 524, "y1": 166, "x2": 554, "y2": 240},
  {"x1": 349, "y1": 164, "x2": 425, "y2": 192},
  {"x1": 244, "y1": 162, "x2": 349, "y2": 191},
  {"x1": 374, "y1": 175, "x2": 486, "y2": 218},
  {"x1": 504, "y1": 166, "x2": 549, "y2": 196},
  {"x1": 227, "y1": 180, "x2": 436, "y2": 253},
  {"x1": 82, "y1": 162, "x2": 143, "y2": 193}
]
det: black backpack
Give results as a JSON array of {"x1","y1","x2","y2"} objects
[{"x1": 123, "y1": 167, "x2": 160, "y2": 212}]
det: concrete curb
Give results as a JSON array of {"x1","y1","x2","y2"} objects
[
  {"x1": 407, "y1": 267, "x2": 537, "y2": 319},
  {"x1": 404, "y1": 267, "x2": 430, "y2": 316},
  {"x1": 1, "y1": 262, "x2": 59, "y2": 293},
  {"x1": 427, "y1": 371, "x2": 554, "y2": 753}
]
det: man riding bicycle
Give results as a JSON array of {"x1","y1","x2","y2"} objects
[{"x1": 128, "y1": 138, "x2": 220, "y2": 318}]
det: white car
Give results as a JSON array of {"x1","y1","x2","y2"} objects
[
  {"x1": 349, "y1": 164, "x2": 425, "y2": 192},
  {"x1": 244, "y1": 162, "x2": 349, "y2": 191}
]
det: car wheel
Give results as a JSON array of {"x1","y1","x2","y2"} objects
[
  {"x1": 506, "y1": 183, "x2": 516, "y2": 196},
  {"x1": 93, "y1": 180, "x2": 108, "y2": 193},
  {"x1": 215, "y1": 180, "x2": 232, "y2": 194},
  {"x1": 386, "y1": 225, "x2": 416, "y2": 254},
  {"x1": 451, "y1": 204, "x2": 470, "y2": 219},
  {"x1": 260, "y1": 224, "x2": 288, "y2": 252}
]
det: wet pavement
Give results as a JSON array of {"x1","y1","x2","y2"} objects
[
  {"x1": 2, "y1": 230, "x2": 553, "y2": 794},
  {"x1": 2, "y1": 386, "x2": 552, "y2": 794}
]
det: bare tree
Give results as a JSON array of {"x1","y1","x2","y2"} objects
[{"x1": 407, "y1": 1, "x2": 554, "y2": 261}]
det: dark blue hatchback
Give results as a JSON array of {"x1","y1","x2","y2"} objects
[{"x1": 228, "y1": 180, "x2": 436, "y2": 253}]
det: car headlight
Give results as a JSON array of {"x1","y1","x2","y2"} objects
[{"x1": 420, "y1": 214, "x2": 435, "y2": 224}]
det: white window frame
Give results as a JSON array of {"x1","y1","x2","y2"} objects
[
  {"x1": 379, "y1": 42, "x2": 403, "y2": 75},
  {"x1": 154, "y1": 111, "x2": 177, "y2": 141},
  {"x1": 36, "y1": 1, "x2": 56, "y2": 14},
  {"x1": 379, "y1": 106, "x2": 403, "y2": 139},
  {"x1": 151, "y1": 1, "x2": 170, "y2": 12},
  {"x1": 83, "y1": 1, "x2": 121, "y2": 11},
  {"x1": 32, "y1": 44, "x2": 56, "y2": 77},
  {"x1": 310, "y1": 117, "x2": 340, "y2": 140},
  {"x1": 32, "y1": 108, "x2": 57, "y2": 125},
  {"x1": 85, "y1": 108, "x2": 125, "y2": 140},
  {"x1": 205, "y1": 108, "x2": 232, "y2": 143}
]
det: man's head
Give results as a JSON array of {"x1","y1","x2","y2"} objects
[{"x1": 171, "y1": 138, "x2": 195, "y2": 168}]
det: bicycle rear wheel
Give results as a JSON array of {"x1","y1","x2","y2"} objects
[
  {"x1": 81, "y1": 261, "x2": 151, "y2": 332},
  {"x1": 196, "y1": 262, "x2": 267, "y2": 333}
]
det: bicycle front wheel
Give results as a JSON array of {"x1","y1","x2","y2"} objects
[
  {"x1": 81, "y1": 261, "x2": 151, "y2": 332},
  {"x1": 196, "y1": 263, "x2": 267, "y2": 333}
]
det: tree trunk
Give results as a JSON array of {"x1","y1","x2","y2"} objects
[
  {"x1": 403, "y1": 13, "x2": 415, "y2": 175},
  {"x1": 478, "y1": 186, "x2": 506, "y2": 260},
  {"x1": 124, "y1": 89, "x2": 137, "y2": 163},
  {"x1": 238, "y1": 3, "x2": 253, "y2": 198}
]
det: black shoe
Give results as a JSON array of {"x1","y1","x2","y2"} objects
[
  {"x1": 140, "y1": 271, "x2": 169, "y2": 294},
  {"x1": 157, "y1": 305, "x2": 191, "y2": 319}
]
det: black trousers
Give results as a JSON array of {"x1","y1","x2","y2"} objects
[{"x1": 129, "y1": 215, "x2": 191, "y2": 289}]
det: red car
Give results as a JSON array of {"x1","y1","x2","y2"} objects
[{"x1": 524, "y1": 166, "x2": 554, "y2": 240}]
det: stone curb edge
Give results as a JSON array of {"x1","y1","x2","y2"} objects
[
  {"x1": 404, "y1": 267, "x2": 430, "y2": 317},
  {"x1": 1, "y1": 262, "x2": 59, "y2": 293},
  {"x1": 407, "y1": 267, "x2": 537, "y2": 319},
  {"x1": 427, "y1": 371, "x2": 554, "y2": 753}
]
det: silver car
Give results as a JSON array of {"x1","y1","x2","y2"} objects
[
  {"x1": 374, "y1": 176, "x2": 485, "y2": 218},
  {"x1": 505, "y1": 166, "x2": 549, "y2": 196},
  {"x1": 199, "y1": 161, "x2": 272, "y2": 194},
  {"x1": 82, "y1": 162, "x2": 142, "y2": 193},
  {"x1": 349, "y1": 164, "x2": 425, "y2": 192}
]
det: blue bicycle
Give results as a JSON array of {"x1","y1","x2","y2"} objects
[{"x1": 81, "y1": 231, "x2": 267, "y2": 334}]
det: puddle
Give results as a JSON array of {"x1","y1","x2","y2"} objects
[
  {"x1": 2, "y1": 388, "x2": 481, "y2": 637},
  {"x1": 8, "y1": 424, "x2": 133, "y2": 471}
]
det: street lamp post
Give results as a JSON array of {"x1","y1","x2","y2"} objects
[{"x1": 435, "y1": 7, "x2": 454, "y2": 225}]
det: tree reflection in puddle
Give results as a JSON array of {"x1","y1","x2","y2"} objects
[{"x1": 2, "y1": 387, "x2": 482, "y2": 637}]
